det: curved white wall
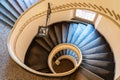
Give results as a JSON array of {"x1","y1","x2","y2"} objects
[{"x1": 96, "y1": 16, "x2": 120, "y2": 79}]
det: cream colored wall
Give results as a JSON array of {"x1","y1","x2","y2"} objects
[
  {"x1": 78, "y1": 0, "x2": 120, "y2": 13},
  {"x1": 96, "y1": 16, "x2": 120, "y2": 80}
]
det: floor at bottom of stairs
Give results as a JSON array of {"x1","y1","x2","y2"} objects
[{"x1": 0, "y1": 23, "x2": 61, "y2": 80}]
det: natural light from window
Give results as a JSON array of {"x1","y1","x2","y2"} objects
[{"x1": 76, "y1": 9, "x2": 96, "y2": 21}]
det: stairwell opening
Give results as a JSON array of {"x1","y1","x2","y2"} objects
[{"x1": 6, "y1": 0, "x2": 119, "y2": 79}]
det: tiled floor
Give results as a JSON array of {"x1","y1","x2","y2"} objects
[{"x1": 0, "y1": 23, "x2": 62, "y2": 80}]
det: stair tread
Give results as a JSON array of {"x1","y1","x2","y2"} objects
[
  {"x1": 54, "y1": 23, "x2": 62, "y2": 44},
  {"x1": 74, "y1": 24, "x2": 94, "y2": 45},
  {"x1": 82, "y1": 59, "x2": 115, "y2": 71},
  {"x1": 81, "y1": 63, "x2": 114, "y2": 80},
  {"x1": 42, "y1": 35, "x2": 54, "y2": 49},
  {"x1": 62, "y1": 23, "x2": 69, "y2": 43},
  {"x1": 35, "y1": 38, "x2": 51, "y2": 52},
  {"x1": 0, "y1": 0, "x2": 19, "y2": 18},
  {"x1": 30, "y1": 0, "x2": 39, "y2": 5},
  {"x1": 82, "y1": 44, "x2": 111, "y2": 54},
  {"x1": 0, "y1": 13, "x2": 14, "y2": 27},
  {"x1": 70, "y1": 23, "x2": 86, "y2": 44},
  {"x1": 79, "y1": 30, "x2": 99, "y2": 47},
  {"x1": 66, "y1": 23, "x2": 78, "y2": 54},
  {"x1": 49, "y1": 27, "x2": 58, "y2": 45},
  {"x1": 79, "y1": 66, "x2": 104, "y2": 80},
  {"x1": 67, "y1": 23, "x2": 78, "y2": 43},
  {"x1": 8, "y1": 0, "x2": 23, "y2": 14},
  {"x1": 62, "y1": 23, "x2": 70, "y2": 55},
  {"x1": 0, "y1": 20, "x2": 12, "y2": 27},
  {"x1": 83, "y1": 52, "x2": 114, "y2": 61},
  {"x1": 24, "y1": 0, "x2": 32, "y2": 8},
  {"x1": 0, "y1": 4, "x2": 17, "y2": 22},
  {"x1": 0, "y1": 18, "x2": 13, "y2": 27},
  {"x1": 81, "y1": 37, "x2": 106, "y2": 50},
  {"x1": 16, "y1": 0, "x2": 27, "y2": 11}
]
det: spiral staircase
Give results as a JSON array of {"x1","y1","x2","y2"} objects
[
  {"x1": 24, "y1": 22, "x2": 115, "y2": 80},
  {"x1": 0, "y1": 0, "x2": 38, "y2": 27},
  {"x1": 1, "y1": 0, "x2": 120, "y2": 80}
]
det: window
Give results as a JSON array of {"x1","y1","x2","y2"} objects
[{"x1": 75, "y1": 9, "x2": 97, "y2": 22}]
